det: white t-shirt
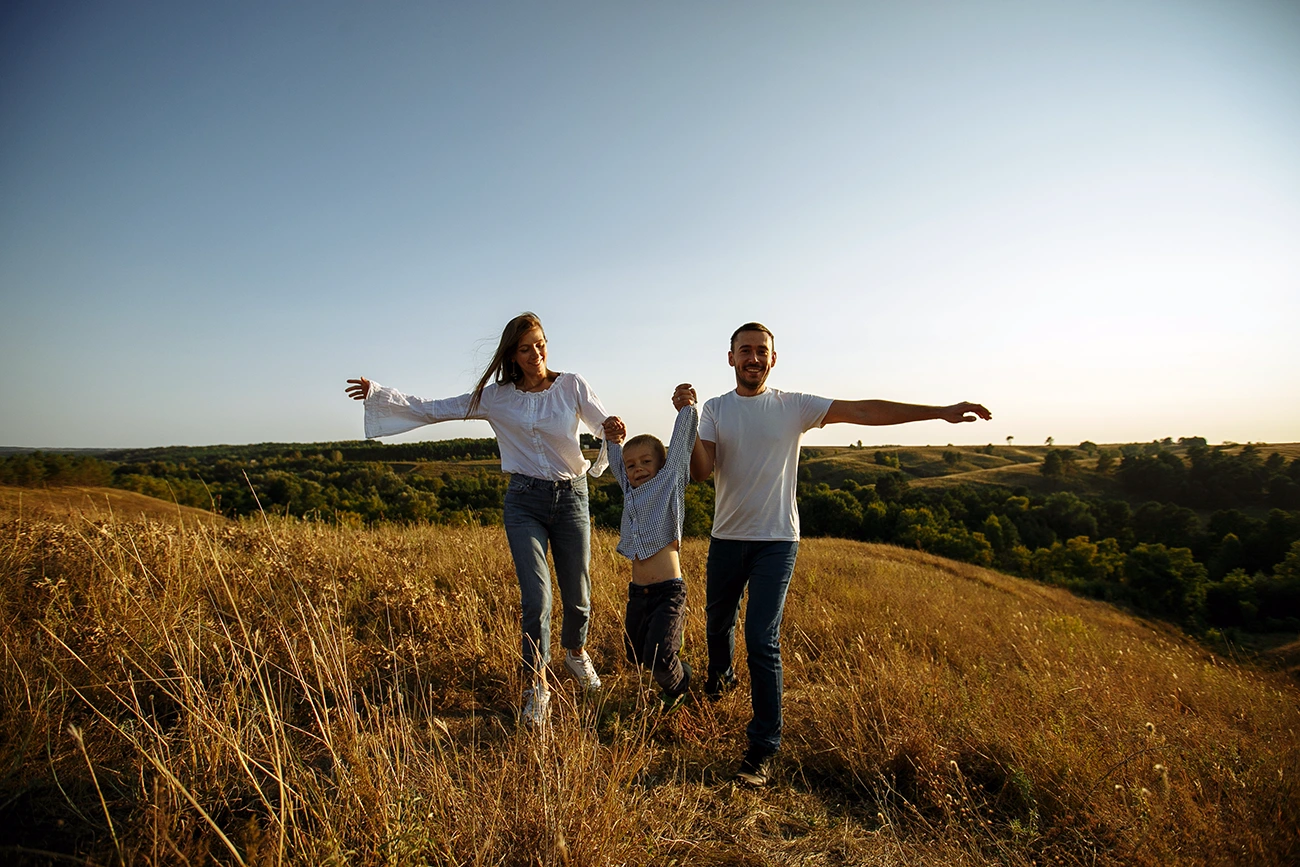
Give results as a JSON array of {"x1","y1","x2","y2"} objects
[
  {"x1": 363, "y1": 372, "x2": 610, "y2": 480},
  {"x1": 699, "y1": 388, "x2": 833, "y2": 541}
]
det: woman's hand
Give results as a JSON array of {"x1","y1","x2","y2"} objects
[
  {"x1": 346, "y1": 377, "x2": 371, "y2": 401},
  {"x1": 602, "y1": 416, "x2": 626, "y2": 445},
  {"x1": 672, "y1": 383, "x2": 696, "y2": 410}
]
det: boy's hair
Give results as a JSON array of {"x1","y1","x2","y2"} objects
[
  {"x1": 730, "y1": 321, "x2": 775, "y2": 349},
  {"x1": 623, "y1": 433, "x2": 666, "y2": 465}
]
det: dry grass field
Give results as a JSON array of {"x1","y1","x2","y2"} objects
[
  {"x1": 0, "y1": 485, "x2": 224, "y2": 526},
  {"x1": 1, "y1": 493, "x2": 1297, "y2": 865}
]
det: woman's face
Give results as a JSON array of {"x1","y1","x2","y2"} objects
[{"x1": 514, "y1": 326, "x2": 548, "y2": 380}]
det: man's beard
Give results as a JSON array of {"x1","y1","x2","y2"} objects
[{"x1": 735, "y1": 363, "x2": 769, "y2": 388}]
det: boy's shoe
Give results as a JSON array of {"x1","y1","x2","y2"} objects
[
  {"x1": 660, "y1": 660, "x2": 691, "y2": 712},
  {"x1": 734, "y1": 745, "x2": 776, "y2": 787},
  {"x1": 660, "y1": 690, "x2": 688, "y2": 713},
  {"x1": 563, "y1": 649, "x2": 602, "y2": 692},
  {"x1": 521, "y1": 686, "x2": 550, "y2": 728},
  {"x1": 704, "y1": 671, "x2": 736, "y2": 701}
]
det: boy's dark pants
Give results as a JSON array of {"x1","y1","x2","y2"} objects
[{"x1": 625, "y1": 579, "x2": 690, "y2": 695}]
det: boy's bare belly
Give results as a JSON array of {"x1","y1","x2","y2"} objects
[{"x1": 630, "y1": 541, "x2": 682, "y2": 585}]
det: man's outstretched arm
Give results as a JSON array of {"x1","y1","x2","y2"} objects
[{"x1": 822, "y1": 400, "x2": 992, "y2": 427}]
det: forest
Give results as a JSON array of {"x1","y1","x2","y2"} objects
[{"x1": 3, "y1": 436, "x2": 1298, "y2": 637}]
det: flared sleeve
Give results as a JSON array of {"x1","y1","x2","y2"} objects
[{"x1": 362, "y1": 381, "x2": 486, "y2": 439}]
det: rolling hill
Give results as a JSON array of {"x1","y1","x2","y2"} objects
[
  {"x1": 0, "y1": 483, "x2": 225, "y2": 526},
  {"x1": 1, "y1": 488, "x2": 1295, "y2": 865}
]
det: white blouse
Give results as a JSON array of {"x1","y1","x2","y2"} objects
[{"x1": 363, "y1": 372, "x2": 611, "y2": 480}]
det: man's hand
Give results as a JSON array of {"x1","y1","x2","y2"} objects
[
  {"x1": 939, "y1": 402, "x2": 992, "y2": 424},
  {"x1": 346, "y1": 377, "x2": 371, "y2": 401},
  {"x1": 672, "y1": 383, "x2": 697, "y2": 410},
  {"x1": 603, "y1": 416, "x2": 626, "y2": 445}
]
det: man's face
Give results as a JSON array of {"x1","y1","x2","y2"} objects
[
  {"x1": 729, "y1": 330, "x2": 776, "y2": 393},
  {"x1": 622, "y1": 444, "x2": 663, "y2": 489}
]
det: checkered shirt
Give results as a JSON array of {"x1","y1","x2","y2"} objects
[{"x1": 609, "y1": 405, "x2": 698, "y2": 561}]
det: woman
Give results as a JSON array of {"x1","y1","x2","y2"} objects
[{"x1": 346, "y1": 312, "x2": 618, "y2": 726}]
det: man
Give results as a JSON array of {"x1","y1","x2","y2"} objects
[{"x1": 682, "y1": 322, "x2": 991, "y2": 786}]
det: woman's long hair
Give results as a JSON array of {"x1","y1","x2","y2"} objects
[{"x1": 467, "y1": 312, "x2": 545, "y2": 416}]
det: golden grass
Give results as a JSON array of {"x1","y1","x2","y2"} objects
[
  {"x1": 1217, "y1": 443, "x2": 1300, "y2": 461},
  {"x1": 1, "y1": 508, "x2": 1296, "y2": 865},
  {"x1": 907, "y1": 462, "x2": 1050, "y2": 489},
  {"x1": 0, "y1": 484, "x2": 225, "y2": 526}
]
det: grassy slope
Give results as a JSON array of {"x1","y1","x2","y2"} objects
[
  {"x1": 1, "y1": 494, "x2": 1296, "y2": 865},
  {"x1": 906, "y1": 461, "x2": 1127, "y2": 499},
  {"x1": 0, "y1": 484, "x2": 225, "y2": 526},
  {"x1": 799, "y1": 445, "x2": 1128, "y2": 502}
]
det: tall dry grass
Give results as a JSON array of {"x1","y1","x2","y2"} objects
[{"x1": 1, "y1": 509, "x2": 1296, "y2": 865}]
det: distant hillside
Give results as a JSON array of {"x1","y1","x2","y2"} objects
[
  {"x1": 5, "y1": 440, "x2": 1299, "y2": 642},
  {"x1": 0, "y1": 484, "x2": 225, "y2": 526},
  {"x1": 1, "y1": 513, "x2": 1295, "y2": 865},
  {"x1": 801, "y1": 441, "x2": 1300, "y2": 505}
]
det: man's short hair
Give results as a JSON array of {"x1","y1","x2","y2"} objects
[
  {"x1": 730, "y1": 321, "x2": 775, "y2": 350},
  {"x1": 623, "y1": 433, "x2": 666, "y2": 465}
]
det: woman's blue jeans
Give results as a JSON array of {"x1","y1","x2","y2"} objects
[
  {"x1": 705, "y1": 538, "x2": 799, "y2": 753},
  {"x1": 503, "y1": 473, "x2": 592, "y2": 679}
]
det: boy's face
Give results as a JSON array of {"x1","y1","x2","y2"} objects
[{"x1": 622, "y1": 444, "x2": 664, "y2": 489}]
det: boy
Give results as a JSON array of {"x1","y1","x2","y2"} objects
[{"x1": 605, "y1": 384, "x2": 699, "y2": 711}]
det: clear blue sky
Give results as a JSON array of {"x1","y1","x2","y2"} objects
[{"x1": 3, "y1": 1, "x2": 1297, "y2": 450}]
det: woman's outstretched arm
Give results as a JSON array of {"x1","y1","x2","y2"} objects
[{"x1": 346, "y1": 377, "x2": 484, "y2": 439}]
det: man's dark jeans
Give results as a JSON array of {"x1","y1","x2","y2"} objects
[
  {"x1": 705, "y1": 538, "x2": 799, "y2": 753},
  {"x1": 624, "y1": 578, "x2": 689, "y2": 695}
]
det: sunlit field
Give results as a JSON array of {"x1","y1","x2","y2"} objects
[{"x1": 2, "y1": 500, "x2": 1296, "y2": 865}]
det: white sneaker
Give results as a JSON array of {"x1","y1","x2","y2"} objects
[
  {"x1": 521, "y1": 685, "x2": 550, "y2": 727},
  {"x1": 563, "y1": 649, "x2": 602, "y2": 692}
]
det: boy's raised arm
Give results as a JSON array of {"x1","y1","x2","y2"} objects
[
  {"x1": 604, "y1": 416, "x2": 629, "y2": 489},
  {"x1": 674, "y1": 383, "x2": 716, "y2": 481},
  {"x1": 608, "y1": 440, "x2": 628, "y2": 489},
  {"x1": 667, "y1": 383, "x2": 702, "y2": 480},
  {"x1": 664, "y1": 403, "x2": 700, "y2": 476}
]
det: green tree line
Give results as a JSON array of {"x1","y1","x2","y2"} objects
[
  {"x1": 0, "y1": 451, "x2": 114, "y2": 487},
  {"x1": 798, "y1": 442, "x2": 1300, "y2": 634},
  {"x1": 4, "y1": 438, "x2": 1297, "y2": 635},
  {"x1": 0, "y1": 442, "x2": 716, "y2": 534},
  {"x1": 1117, "y1": 440, "x2": 1300, "y2": 509}
]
